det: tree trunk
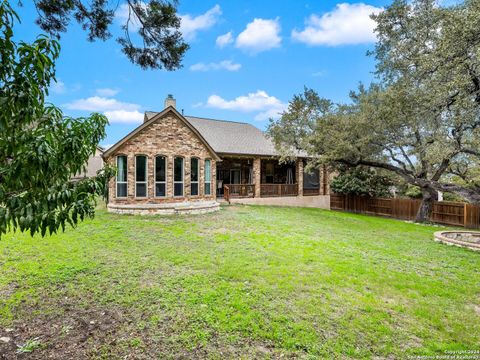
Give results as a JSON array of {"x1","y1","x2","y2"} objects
[{"x1": 415, "y1": 187, "x2": 438, "y2": 223}]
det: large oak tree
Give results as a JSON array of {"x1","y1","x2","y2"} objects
[{"x1": 268, "y1": 0, "x2": 480, "y2": 222}]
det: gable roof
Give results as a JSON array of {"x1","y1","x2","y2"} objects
[
  {"x1": 103, "y1": 107, "x2": 220, "y2": 160},
  {"x1": 144, "y1": 112, "x2": 281, "y2": 157},
  {"x1": 185, "y1": 116, "x2": 280, "y2": 156}
]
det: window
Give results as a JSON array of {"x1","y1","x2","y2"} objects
[
  {"x1": 155, "y1": 156, "x2": 166, "y2": 197},
  {"x1": 191, "y1": 158, "x2": 199, "y2": 196},
  {"x1": 116, "y1": 155, "x2": 127, "y2": 197},
  {"x1": 174, "y1": 157, "x2": 184, "y2": 197},
  {"x1": 135, "y1": 155, "x2": 147, "y2": 197},
  {"x1": 204, "y1": 159, "x2": 211, "y2": 195}
]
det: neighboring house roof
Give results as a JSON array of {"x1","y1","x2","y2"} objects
[{"x1": 103, "y1": 107, "x2": 220, "y2": 160}]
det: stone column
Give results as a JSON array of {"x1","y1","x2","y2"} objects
[
  {"x1": 184, "y1": 157, "x2": 191, "y2": 199},
  {"x1": 167, "y1": 155, "x2": 174, "y2": 198},
  {"x1": 128, "y1": 154, "x2": 135, "y2": 199},
  {"x1": 212, "y1": 160, "x2": 217, "y2": 200},
  {"x1": 253, "y1": 157, "x2": 261, "y2": 198},
  {"x1": 321, "y1": 165, "x2": 330, "y2": 195},
  {"x1": 149, "y1": 155, "x2": 155, "y2": 200},
  {"x1": 199, "y1": 158, "x2": 204, "y2": 197},
  {"x1": 296, "y1": 159, "x2": 304, "y2": 197}
]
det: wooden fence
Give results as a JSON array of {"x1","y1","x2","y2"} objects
[{"x1": 330, "y1": 194, "x2": 480, "y2": 228}]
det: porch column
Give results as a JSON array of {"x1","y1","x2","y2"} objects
[
  {"x1": 320, "y1": 165, "x2": 328, "y2": 195},
  {"x1": 296, "y1": 160, "x2": 304, "y2": 197},
  {"x1": 253, "y1": 157, "x2": 261, "y2": 197}
]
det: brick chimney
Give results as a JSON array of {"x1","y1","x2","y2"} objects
[{"x1": 164, "y1": 94, "x2": 176, "y2": 109}]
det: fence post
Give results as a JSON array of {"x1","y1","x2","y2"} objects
[{"x1": 464, "y1": 203, "x2": 468, "y2": 228}]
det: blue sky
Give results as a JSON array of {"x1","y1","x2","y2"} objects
[{"x1": 13, "y1": 0, "x2": 390, "y2": 148}]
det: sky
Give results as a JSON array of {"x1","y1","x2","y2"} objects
[{"x1": 13, "y1": 0, "x2": 391, "y2": 149}]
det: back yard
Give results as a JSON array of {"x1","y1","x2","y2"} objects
[{"x1": 0, "y1": 205, "x2": 479, "y2": 359}]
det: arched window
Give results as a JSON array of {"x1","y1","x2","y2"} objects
[
  {"x1": 191, "y1": 158, "x2": 199, "y2": 196},
  {"x1": 155, "y1": 155, "x2": 167, "y2": 197},
  {"x1": 135, "y1": 155, "x2": 147, "y2": 198},
  {"x1": 204, "y1": 159, "x2": 212, "y2": 195},
  {"x1": 174, "y1": 157, "x2": 184, "y2": 197},
  {"x1": 116, "y1": 155, "x2": 127, "y2": 197}
]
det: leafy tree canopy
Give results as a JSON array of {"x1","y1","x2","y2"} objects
[
  {"x1": 27, "y1": 0, "x2": 188, "y2": 70},
  {"x1": 0, "y1": 1, "x2": 114, "y2": 237},
  {"x1": 330, "y1": 167, "x2": 393, "y2": 198},
  {"x1": 268, "y1": 0, "x2": 480, "y2": 222}
]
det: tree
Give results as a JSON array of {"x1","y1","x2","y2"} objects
[
  {"x1": 268, "y1": 0, "x2": 480, "y2": 222},
  {"x1": 368, "y1": 0, "x2": 480, "y2": 205},
  {"x1": 330, "y1": 167, "x2": 393, "y2": 198},
  {"x1": 28, "y1": 0, "x2": 189, "y2": 70},
  {"x1": 0, "y1": 1, "x2": 115, "y2": 237}
]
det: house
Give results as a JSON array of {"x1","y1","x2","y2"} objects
[
  {"x1": 72, "y1": 146, "x2": 104, "y2": 181},
  {"x1": 102, "y1": 95, "x2": 331, "y2": 214}
]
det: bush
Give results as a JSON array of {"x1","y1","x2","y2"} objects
[{"x1": 331, "y1": 168, "x2": 393, "y2": 197}]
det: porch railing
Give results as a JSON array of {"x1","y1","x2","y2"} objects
[
  {"x1": 224, "y1": 184, "x2": 255, "y2": 199},
  {"x1": 303, "y1": 188, "x2": 320, "y2": 196},
  {"x1": 260, "y1": 184, "x2": 298, "y2": 197}
]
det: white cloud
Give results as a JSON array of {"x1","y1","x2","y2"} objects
[
  {"x1": 117, "y1": 4, "x2": 221, "y2": 39},
  {"x1": 104, "y1": 110, "x2": 144, "y2": 124},
  {"x1": 50, "y1": 79, "x2": 66, "y2": 94},
  {"x1": 206, "y1": 90, "x2": 286, "y2": 121},
  {"x1": 64, "y1": 96, "x2": 143, "y2": 123},
  {"x1": 180, "y1": 5, "x2": 221, "y2": 40},
  {"x1": 96, "y1": 88, "x2": 119, "y2": 97},
  {"x1": 216, "y1": 31, "x2": 233, "y2": 48},
  {"x1": 190, "y1": 60, "x2": 241, "y2": 72},
  {"x1": 235, "y1": 18, "x2": 281, "y2": 54},
  {"x1": 64, "y1": 96, "x2": 139, "y2": 112},
  {"x1": 292, "y1": 3, "x2": 382, "y2": 46}
]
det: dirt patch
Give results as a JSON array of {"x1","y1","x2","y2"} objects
[
  {"x1": 0, "y1": 282, "x2": 19, "y2": 299},
  {"x1": 0, "y1": 304, "x2": 125, "y2": 359},
  {"x1": 0, "y1": 298, "x2": 293, "y2": 359}
]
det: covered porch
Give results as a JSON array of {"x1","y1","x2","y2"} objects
[{"x1": 218, "y1": 156, "x2": 322, "y2": 201}]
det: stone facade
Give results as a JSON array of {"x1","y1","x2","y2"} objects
[
  {"x1": 103, "y1": 106, "x2": 333, "y2": 214},
  {"x1": 105, "y1": 111, "x2": 217, "y2": 208},
  {"x1": 253, "y1": 158, "x2": 261, "y2": 198},
  {"x1": 296, "y1": 160, "x2": 304, "y2": 197}
]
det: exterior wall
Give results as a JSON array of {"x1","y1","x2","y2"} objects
[
  {"x1": 229, "y1": 195, "x2": 330, "y2": 209},
  {"x1": 106, "y1": 112, "x2": 217, "y2": 205}
]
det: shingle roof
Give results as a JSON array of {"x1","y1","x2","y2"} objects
[
  {"x1": 186, "y1": 116, "x2": 280, "y2": 156},
  {"x1": 145, "y1": 112, "x2": 281, "y2": 156}
]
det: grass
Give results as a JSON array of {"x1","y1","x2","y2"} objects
[{"x1": 0, "y1": 204, "x2": 479, "y2": 359}]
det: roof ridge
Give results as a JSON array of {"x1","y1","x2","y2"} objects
[
  {"x1": 184, "y1": 115, "x2": 251, "y2": 126},
  {"x1": 145, "y1": 110, "x2": 254, "y2": 126}
]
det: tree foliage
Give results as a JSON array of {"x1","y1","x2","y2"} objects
[
  {"x1": 268, "y1": 0, "x2": 480, "y2": 222},
  {"x1": 330, "y1": 168, "x2": 393, "y2": 198},
  {"x1": 28, "y1": 0, "x2": 188, "y2": 70},
  {"x1": 0, "y1": 1, "x2": 115, "y2": 237}
]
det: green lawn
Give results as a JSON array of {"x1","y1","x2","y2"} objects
[{"x1": 0, "y1": 205, "x2": 479, "y2": 359}]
